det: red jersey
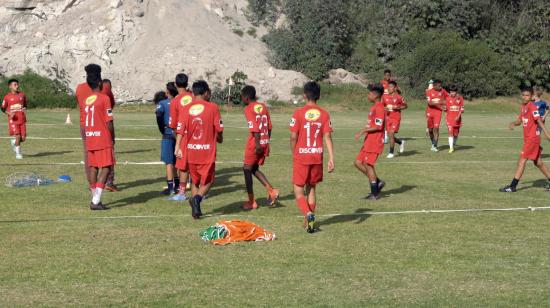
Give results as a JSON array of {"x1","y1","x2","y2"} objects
[
  {"x1": 446, "y1": 95, "x2": 464, "y2": 123},
  {"x1": 169, "y1": 91, "x2": 194, "y2": 130},
  {"x1": 289, "y1": 105, "x2": 332, "y2": 165},
  {"x1": 76, "y1": 82, "x2": 93, "y2": 126},
  {"x1": 177, "y1": 100, "x2": 223, "y2": 164},
  {"x1": 521, "y1": 102, "x2": 541, "y2": 143},
  {"x1": 84, "y1": 93, "x2": 114, "y2": 151},
  {"x1": 381, "y1": 93, "x2": 405, "y2": 113},
  {"x1": 380, "y1": 79, "x2": 400, "y2": 94},
  {"x1": 362, "y1": 101, "x2": 385, "y2": 154},
  {"x1": 244, "y1": 102, "x2": 272, "y2": 154},
  {"x1": 426, "y1": 88, "x2": 449, "y2": 113},
  {"x1": 2, "y1": 92, "x2": 27, "y2": 124},
  {"x1": 101, "y1": 83, "x2": 115, "y2": 109}
]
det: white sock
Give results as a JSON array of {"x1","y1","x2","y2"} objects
[
  {"x1": 15, "y1": 146, "x2": 21, "y2": 154},
  {"x1": 92, "y1": 188, "x2": 103, "y2": 205},
  {"x1": 448, "y1": 137, "x2": 454, "y2": 149}
]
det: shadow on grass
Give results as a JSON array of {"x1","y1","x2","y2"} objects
[
  {"x1": 381, "y1": 185, "x2": 417, "y2": 197},
  {"x1": 117, "y1": 176, "x2": 165, "y2": 190},
  {"x1": 116, "y1": 149, "x2": 154, "y2": 155},
  {"x1": 108, "y1": 191, "x2": 163, "y2": 208},
  {"x1": 26, "y1": 151, "x2": 73, "y2": 157},
  {"x1": 395, "y1": 150, "x2": 420, "y2": 157},
  {"x1": 319, "y1": 208, "x2": 373, "y2": 226},
  {"x1": 517, "y1": 179, "x2": 548, "y2": 191}
]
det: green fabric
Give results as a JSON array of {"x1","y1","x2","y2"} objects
[{"x1": 199, "y1": 225, "x2": 227, "y2": 242}]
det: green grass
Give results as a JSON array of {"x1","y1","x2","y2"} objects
[{"x1": 1, "y1": 105, "x2": 550, "y2": 306}]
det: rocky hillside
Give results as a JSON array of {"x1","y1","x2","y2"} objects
[{"x1": 0, "y1": 0, "x2": 306, "y2": 102}]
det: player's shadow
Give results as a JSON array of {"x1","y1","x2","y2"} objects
[
  {"x1": 541, "y1": 154, "x2": 550, "y2": 159},
  {"x1": 117, "y1": 176, "x2": 165, "y2": 190},
  {"x1": 26, "y1": 151, "x2": 73, "y2": 157},
  {"x1": 380, "y1": 185, "x2": 416, "y2": 197},
  {"x1": 396, "y1": 150, "x2": 420, "y2": 157},
  {"x1": 446, "y1": 145, "x2": 475, "y2": 151},
  {"x1": 517, "y1": 179, "x2": 548, "y2": 191},
  {"x1": 116, "y1": 149, "x2": 154, "y2": 155},
  {"x1": 319, "y1": 208, "x2": 373, "y2": 226},
  {"x1": 108, "y1": 191, "x2": 162, "y2": 208},
  {"x1": 207, "y1": 166, "x2": 245, "y2": 198}
]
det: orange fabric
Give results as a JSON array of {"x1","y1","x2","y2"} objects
[{"x1": 210, "y1": 220, "x2": 276, "y2": 245}]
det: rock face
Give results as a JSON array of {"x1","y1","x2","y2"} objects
[
  {"x1": 0, "y1": 0, "x2": 307, "y2": 102},
  {"x1": 325, "y1": 68, "x2": 369, "y2": 87}
]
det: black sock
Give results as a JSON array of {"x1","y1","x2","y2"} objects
[
  {"x1": 370, "y1": 181, "x2": 379, "y2": 196},
  {"x1": 167, "y1": 180, "x2": 174, "y2": 192},
  {"x1": 395, "y1": 138, "x2": 402, "y2": 145},
  {"x1": 389, "y1": 146, "x2": 394, "y2": 154},
  {"x1": 174, "y1": 177, "x2": 180, "y2": 190},
  {"x1": 194, "y1": 194, "x2": 203, "y2": 205},
  {"x1": 511, "y1": 178, "x2": 519, "y2": 188}
]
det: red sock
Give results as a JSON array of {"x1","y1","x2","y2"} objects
[
  {"x1": 248, "y1": 193, "x2": 255, "y2": 202},
  {"x1": 89, "y1": 183, "x2": 96, "y2": 190},
  {"x1": 96, "y1": 182, "x2": 105, "y2": 189},
  {"x1": 309, "y1": 203, "x2": 316, "y2": 213},
  {"x1": 296, "y1": 197, "x2": 310, "y2": 216}
]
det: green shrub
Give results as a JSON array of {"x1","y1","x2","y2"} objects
[
  {"x1": 0, "y1": 70, "x2": 75, "y2": 109},
  {"x1": 232, "y1": 28, "x2": 244, "y2": 37},
  {"x1": 210, "y1": 71, "x2": 249, "y2": 105},
  {"x1": 246, "y1": 27, "x2": 257, "y2": 38},
  {"x1": 512, "y1": 40, "x2": 550, "y2": 89}
]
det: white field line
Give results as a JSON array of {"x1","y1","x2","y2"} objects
[{"x1": 1, "y1": 206, "x2": 548, "y2": 224}]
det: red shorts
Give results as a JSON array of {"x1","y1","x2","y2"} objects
[
  {"x1": 447, "y1": 125, "x2": 461, "y2": 137},
  {"x1": 386, "y1": 112, "x2": 401, "y2": 133},
  {"x1": 356, "y1": 149, "x2": 380, "y2": 166},
  {"x1": 175, "y1": 157, "x2": 188, "y2": 171},
  {"x1": 243, "y1": 151, "x2": 267, "y2": 166},
  {"x1": 189, "y1": 163, "x2": 215, "y2": 186},
  {"x1": 293, "y1": 163, "x2": 323, "y2": 186},
  {"x1": 426, "y1": 111, "x2": 442, "y2": 129},
  {"x1": 9, "y1": 122, "x2": 26, "y2": 138},
  {"x1": 88, "y1": 148, "x2": 115, "y2": 168},
  {"x1": 521, "y1": 143, "x2": 542, "y2": 161}
]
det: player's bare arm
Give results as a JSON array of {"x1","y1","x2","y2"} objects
[
  {"x1": 536, "y1": 119, "x2": 550, "y2": 142},
  {"x1": 290, "y1": 131, "x2": 298, "y2": 151},
  {"x1": 217, "y1": 132, "x2": 223, "y2": 144},
  {"x1": 107, "y1": 121, "x2": 115, "y2": 145},
  {"x1": 174, "y1": 133, "x2": 183, "y2": 158},
  {"x1": 324, "y1": 132, "x2": 334, "y2": 173},
  {"x1": 253, "y1": 132, "x2": 264, "y2": 155},
  {"x1": 508, "y1": 117, "x2": 521, "y2": 130}
]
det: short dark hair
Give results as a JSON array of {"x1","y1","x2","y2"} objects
[
  {"x1": 153, "y1": 91, "x2": 168, "y2": 105},
  {"x1": 85, "y1": 64, "x2": 102, "y2": 77},
  {"x1": 389, "y1": 80, "x2": 398, "y2": 87},
  {"x1": 86, "y1": 74, "x2": 102, "y2": 90},
  {"x1": 368, "y1": 83, "x2": 385, "y2": 96},
  {"x1": 166, "y1": 82, "x2": 178, "y2": 97},
  {"x1": 449, "y1": 84, "x2": 459, "y2": 92},
  {"x1": 241, "y1": 85, "x2": 257, "y2": 100},
  {"x1": 303, "y1": 81, "x2": 321, "y2": 101},
  {"x1": 175, "y1": 73, "x2": 189, "y2": 88},
  {"x1": 102, "y1": 79, "x2": 111, "y2": 84},
  {"x1": 520, "y1": 85, "x2": 534, "y2": 94},
  {"x1": 384, "y1": 69, "x2": 392, "y2": 74},
  {"x1": 433, "y1": 79, "x2": 442, "y2": 84},
  {"x1": 192, "y1": 80, "x2": 210, "y2": 96},
  {"x1": 7, "y1": 79, "x2": 19, "y2": 85}
]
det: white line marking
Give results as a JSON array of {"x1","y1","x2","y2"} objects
[{"x1": 1, "y1": 206, "x2": 548, "y2": 224}]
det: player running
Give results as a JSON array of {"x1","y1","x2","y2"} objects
[
  {"x1": 382, "y1": 81, "x2": 407, "y2": 158},
  {"x1": 289, "y1": 81, "x2": 334, "y2": 233},
  {"x1": 169, "y1": 73, "x2": 194, "y2": 201},
  {"x1": 355, "y1": 84, "x2": 386, "y2": 200},
  {"x1": 241, "y1": 85, "x2": 279, "y2": 210},
  {"x1": 446, "y1": 84, "x2": 464, "y2": 153},
  {"x1": 175, "y1": 80, "x2": 223, "y2": 219},
  {"x1": 425, "y1": 79, "x2": 448, "y2": 152},
  {"x1": 499, "y1": 86, "x2": 550, "y2": 193},
  {"x1": 2, "y1": 79, "x2": 27, "y2": 159},
  {"x1": 76, "y1": 64, "x2": 102, "y2": 185},
  {"x1": 156, "y1": 82, "x2": 179, "y2": 195},
  {"x1": 83, "y1": 74, "x2": 116, "y2": 210}
]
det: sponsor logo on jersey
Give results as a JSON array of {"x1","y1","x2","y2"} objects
[
  {"x1": 107, "y1": 109, "x2": 113, "y2": 116},
  {"x1": 189, "y1": 104, "x2": 205, "y2": 116},
  {"x1": 533, "y1": 111, "x2": 540, "y2": 117},
  {"x1": 187, "y1": 144, "x2": 211, "y2": 150},
  {"x1": 85, "y1": 131, "x2": 102, "y2": 137},
  {"x1": 254, "y1": 104, "x2": 264, "y2": 114},
  {"x1": 305, "y1": 109, "x2": 321, "y2": 121},
  {"x1": 375, "y1": 118, "x2": 383, "y2": 126},
  {"x1": 85, "y1": 95, "x2": 97, "y2": 106},
  {"x1": 299, "y1": 147, "x2": 324, "y2": 154},
  {"x1": 248, "y1": 121, "x2": 253, "y2": 129},
  {"x1": 290, "y1": 118, "x2": 296, "y2": 127},
  {"x1": 181, "y1": 95, "x2": 193, "y2": 107}
]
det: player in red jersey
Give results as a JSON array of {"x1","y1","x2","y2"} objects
[
  {"x1": 2, "y1": 79, "x2": 27, "y2": 159},
  {"x1": 380, "y1": 69, "x2": 401, "y2": 95},
  {"x1": 425, "y1": 79, "x2": 448, "y2": 152},
  {"x1": 382, "y1": 81, "x2": 407, "y2": 158},
  {"x1": 100, "y1": 79, "x2": 119, "y2": 192},
  {"x1": 83, "y1": 75, "x2": 115, "y2": 210},
  {"x1": 175, "y1": 81, "x2": 223, "y2": 219},
  {"x1": 500, "y1": 86, "x2": 550, "y2": 193},
  {"x1": 289, "y1": 81, "x2": 334, "y2": 233},
  {"x1": 355, "y1": 84, "x2": 386, "y2": 200},
  {"x1": 76, "y1": 64, "x2": 102, "y2": 185},
  {"x1": 445, "y1": 84, "x2": 464, "y2": 153},
  {"x1": 241, "y1": 85, "x2": 279, "y2": 210},
  {"x1": 169, "y1": 73, "x2": 195, "y2": 201}
]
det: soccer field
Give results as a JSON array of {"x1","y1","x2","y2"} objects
[{"x1": 1, "y1": 105, "x2": 549, "y2": 306}]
